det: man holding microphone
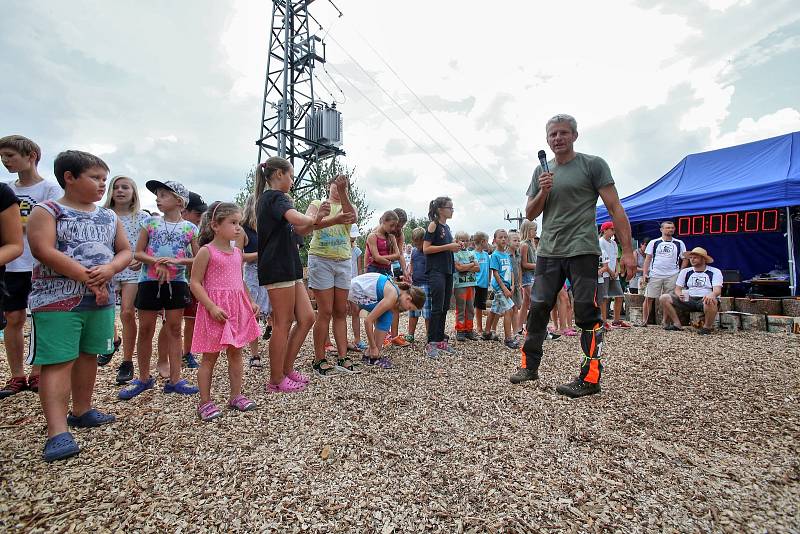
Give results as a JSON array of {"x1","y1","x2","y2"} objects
[{"x1": 510, "y1": 114, "x2": 635, "y2": 398}]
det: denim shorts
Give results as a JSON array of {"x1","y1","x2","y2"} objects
[
  {"x1": 308, "y1": 255, "x2": 352, "y2": 290},
  {"x1": 491, "y1": 292, "x2": 515, "y2": 314}
]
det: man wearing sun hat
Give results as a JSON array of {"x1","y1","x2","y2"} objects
[{"x1": 659, "y1": 247, "x2": 723, "y2": 335}]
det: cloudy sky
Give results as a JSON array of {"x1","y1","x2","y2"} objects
[{"x1": 2, "y1": 0, "x2": 799, "y2": 232}]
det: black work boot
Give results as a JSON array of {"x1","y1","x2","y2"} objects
[
  {"x1": 510, "y1": 367, "x2": 539, "y2": 384},
  {"x1": 556, "y1": 376, "x2": 601, "y2": 398}
]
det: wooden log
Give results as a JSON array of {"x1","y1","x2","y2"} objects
[
  {"x1": 627, "y1": 307, "x2": 643, "y2": 324},
  {"x1": 718, "y1": 297, "x2": 734, "y2": 312},
  {"x1": 741, "y1": 314, "x2": 766, "y2": 331},
  {"x1": 765, "y1": 315, "x2": 797, "y2": 333},
  {"x1": 624, "y1": 293, "x2": 645, "y2": 309},
  {"x1": 782, "y1": 298, "x2": 800, "y2": 317},
  {"x1": 735, "y1": 298, "x2": 782, "y2": 315}
]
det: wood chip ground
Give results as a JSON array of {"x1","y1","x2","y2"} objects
[{"x1": 0, "y1": 316, "x2": 798, "y2": 532}]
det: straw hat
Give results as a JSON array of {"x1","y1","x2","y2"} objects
[{"x1": 685, "y1": 247, "x2": 714, "y2": 264}]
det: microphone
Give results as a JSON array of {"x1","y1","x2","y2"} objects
[{"x1": 537, "y1": 150, "x2": 549, "y2": 172}]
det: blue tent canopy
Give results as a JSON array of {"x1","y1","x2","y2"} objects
[
  {"x1": 597, "y1": 131, "x2": 800, "y2": 223},
  {"x1": 596, "y1": 132, "x2": 800, "y2": 295}
]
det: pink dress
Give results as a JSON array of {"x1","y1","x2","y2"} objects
[{"x1": 191, "y1": 244, "x2": 261, "y2": 353}]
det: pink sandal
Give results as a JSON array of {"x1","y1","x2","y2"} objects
[
  {"x1": 287, "y1": 370, "x2": 310, "y2": 384},
  {"x1": 228, "y1": 394, "x2": 257, "y2": 411},
  {"x1": 267, "y1": 376, "x2": 306, "y2": 394}
]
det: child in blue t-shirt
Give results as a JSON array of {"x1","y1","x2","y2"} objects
[
  {"x1": 485, "y1": 229, "x2": 519, "y2": 349},
  {"x1": 472, "y1": 231, "x2": 490, "y2": 335}
]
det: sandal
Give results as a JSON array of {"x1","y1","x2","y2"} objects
[
  {"x1": 267, "y1": 376, "x2": 306, "y2": 393},
  {"x1": 228, "y1": 394, "x2": 257, "y2": 412},
  {"x1": 336, "y1": 357, "x2": 361, "y2": 374},
  {"x1": 164, "y1": 379, "x2": 199, "y2": 395},
  {"x1": 198, "y1": 401, "x2": 222, "y2": 422},
  {"x1": 27, "y1": 374, "x2": 40, "y2": 393},
  {"x1": 249, "y1": 356, "x2": 263, "y2": 369},
  {"x1": 67, "y1": 408, "x2": 116, "y2": 428},
  {"x1": 42, "y1": 432, "x2": 80, "y2": 463},
  {"x1": 287, "y1": 370, "x2": 310, "y2": 384}
]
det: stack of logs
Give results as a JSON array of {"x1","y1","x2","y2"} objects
[{"x1": 624, "y1": 294, "x2": 800, "y2": 333}]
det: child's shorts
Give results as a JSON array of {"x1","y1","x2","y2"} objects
[
  {"x1": 473, "y1": 286, "x2": 489, "y2": 310},
  {"x1": 183, "y1": 296, "x2": 198, "y2": 319},
  {"x1": 135, "y1": 281, "x2": 191, "y2": 311},
  {"x1": 3, "y1": 271, "x2": 32, "y2": 312},
  {"x1": 409, "y1": 284, "x2": 431, "y2": 319},
  {"x1": 358, "y1": 301, "x2": 393, "y2": 332},
  {"x1": 491, "y1": 292, "x2": 515, "y2": 315},
  {"x1": 29, "y1": 307, "x2": 115, "y2": 365}
]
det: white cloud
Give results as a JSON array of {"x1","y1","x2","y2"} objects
[{"x1": 711, "y1": 107, "x2": 800, "y2": 149}]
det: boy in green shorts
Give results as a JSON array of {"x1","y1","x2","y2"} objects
[{"x1": 27, "y1": 150, "x2": 132, "y2": 462}]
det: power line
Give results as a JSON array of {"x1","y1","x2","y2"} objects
[
  {"x1": 327, "y1": 62, "x2": 509, "y2": 207},
  {"x1": 326, "y1": 33, "x2": 511, "y2": 210},
  {"x1": 350, "y1": 27, "x2": 511, "y2": 195}
]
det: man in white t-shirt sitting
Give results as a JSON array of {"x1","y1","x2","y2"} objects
[
  {"x1": 660, "y1": 247, "x2": 723, "y2": 335},
  {"x1": 637, "y1": 221, "x2": 687, "y2": 327}
]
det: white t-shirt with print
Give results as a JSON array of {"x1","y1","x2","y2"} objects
[
  {"x1": 598, "y1": 249, "x2": 609, "y2": 284},
  {"x1": 7, "y1": 179, "x2": 63, "y2": 272},
  {"x1": 645, "y1": 238, "x2": 686, "y2": 278},
  {"x1": 599, "y1": 237, "x2": 617, "y2": 280},
  {"x1": 676, "y1": 266, "x2": 723, "y2": 298}
]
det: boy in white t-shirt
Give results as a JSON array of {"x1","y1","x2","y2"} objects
[
  {"x1": 0, "y1": 135, "x2": 62, "y2": 399},
  {"x1": 660, "y1": 247, "x2": 722, "y2": 335}
]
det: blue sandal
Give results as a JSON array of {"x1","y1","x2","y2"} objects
[
  {"x1": 42, "y1": 432, "x2": 80, "y2": 463},
  {"x1": 67, "y1": 408, "x2": 116, "y2": 428},
  {"x1": 118, "y1": 377, "x2": 155, "y2": 400},
  {"x1": 164, "y1": 379, "x2": 199, "y2": 395}
]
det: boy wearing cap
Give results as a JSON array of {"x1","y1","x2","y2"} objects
[
  {"x1": 660, "y1": 247, "x2": 722, "y2": 335},
  {"x1": 120, "y1": 180, "x2": 199, "y2": 399}
]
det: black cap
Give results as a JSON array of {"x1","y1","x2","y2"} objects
[{"x1": 186, "y1": 191, "x2": 207, "y2": 213}]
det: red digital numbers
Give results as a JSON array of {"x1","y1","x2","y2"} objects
[
  {"x1": 670, "y1": 210, "x2": 781, "y2": 235},
  {"x1": 762, "y1": 209, "x2": 778, "y2": 231},
  {"x1": 678, "y1": 217, "x2": 691, "y2": 235},
  {"x1": 724, "y1": 213, "x2": 739, "y2": 233},
  {"x1": 709, "y1": 214, "x2": 723, "y2": 234},
  {"x1": 744, "y1": 211, "x2": 759, "y2": 232}
]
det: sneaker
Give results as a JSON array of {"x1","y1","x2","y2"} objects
[
  {"x1": 228, "y1": 394, "x2": 257, "y2": 412},
  {"x1": 119, "y1": 377, "x2": 155, "y2": 400},
  {"x1": 0, "y1": 377, "x2": 28, "y2": 399},
  {"x1": 612, "y1": 320, "x2": 631, "y2": 328},
  {"x1": 183, "y1": 353, "x2": 200, "y2": 369},
  {"x1": 504, "y1": 338, "x2": 521, "y2": 350},
  {"x1": 249, "y1": 356, "x2": 263, "y2": 369},
  {"x1": 116, "y1": 361, "x2": 134, "y2": 385},
  {"x1": 324, "y1": 342, "x2": 336, "y2": 353},
  {"x1": 437, "y1": 341, "x2": 457, "y2": 355},
  {"x1": 425, "y1": 343, "x2": 440, "y2": 359},
  {"x1": 67, "y1": 408, "x2": 116, "y2": 428},
  {"x1": 556, "y1": 377, "x2": 601, "y2": 398},
  {"x1": 633, "y1": 322, "x2": 648, "y2": 328},
  {"x1": 198, "y1": 400, "x2": 223, "y2": 422},
  {"x1": 510, "y1": 367, "x2": 539, "y2": 384},
  {"x1": 546, "y1": 331, "x2": 562, "y2": 340},
  {"x1": 356, "y1": 340, "x2": 368, "y2": 351},
  {"x1": 97, "y1": 337, "x2": 121, "y2": 366},
  {"x1": 455, "y1": 332, "x2": 467, "y2": 342},
  {"x1": 663, "y1": 324, "x2": 683, "y2": 331},
  {"x1": 603, "y1": 322, "x2": 614, "y2": 331},
  {"x1": 697, "y1": 327, "x2": 712, "y2": 335},
  {"x1": 562, "y1": 328, "x2": 578, "y2": 337},
  {"x1": 313, "y1": 359, "x2": 338, "y2": 378},
  {"x1": 164, "y1": 379, "x2": 199, "y2": 395},
  {"x1": 27, "y1": 374, "x2": 40, "y2": 393},
  {"x1": 404, "y1": 334, "x2": 415, "y2": 343},
  {"x1": 391, "y1": 336, "x2": 410, "y2": 347},
  {"x1": 465, "y1": 331, "x2": 480, "y2": 341},
  {"x1": 374, "y1": 356, "x2": 394, "y2": 369}
]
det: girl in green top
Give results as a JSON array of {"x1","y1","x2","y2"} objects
[{"x1": 304, "y1": 175, "x2": 357, "y2": 377}]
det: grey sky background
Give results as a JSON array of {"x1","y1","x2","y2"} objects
[{"x1": 2, "y1": 0, "x2": 799, "y2": 232}]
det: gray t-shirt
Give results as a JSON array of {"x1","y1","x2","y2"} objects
[{"x1": 526, "y1": 152, "x2": 614, "y2": 258}]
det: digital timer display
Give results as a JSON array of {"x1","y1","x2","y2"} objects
[{"x1": 675, "y1": 209, "x2": 782, "y2": 236}]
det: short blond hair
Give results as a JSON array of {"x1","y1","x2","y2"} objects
[{"x1": 454, "y1": 230, "x2": 470, "y2": 242}]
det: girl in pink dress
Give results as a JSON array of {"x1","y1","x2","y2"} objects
[{"x1": 189, "y1": 202, "x2": 261, "y2": 421}]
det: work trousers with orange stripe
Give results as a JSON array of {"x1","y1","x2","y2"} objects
[
  {"x1": 522, "y1": 254, "x2": 604, "y2": 383},
  {"x1": 454, "y1": 286, "x2": 475, "y2": 332}
]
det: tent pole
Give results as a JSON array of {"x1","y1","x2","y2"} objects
[{"x1": 788, "y1": 206, "x2": 797, "y2": 296}]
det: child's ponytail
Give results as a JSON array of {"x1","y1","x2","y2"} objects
[{"x1": 428, "y1": 196, "x2": 452, "y2": 221}]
